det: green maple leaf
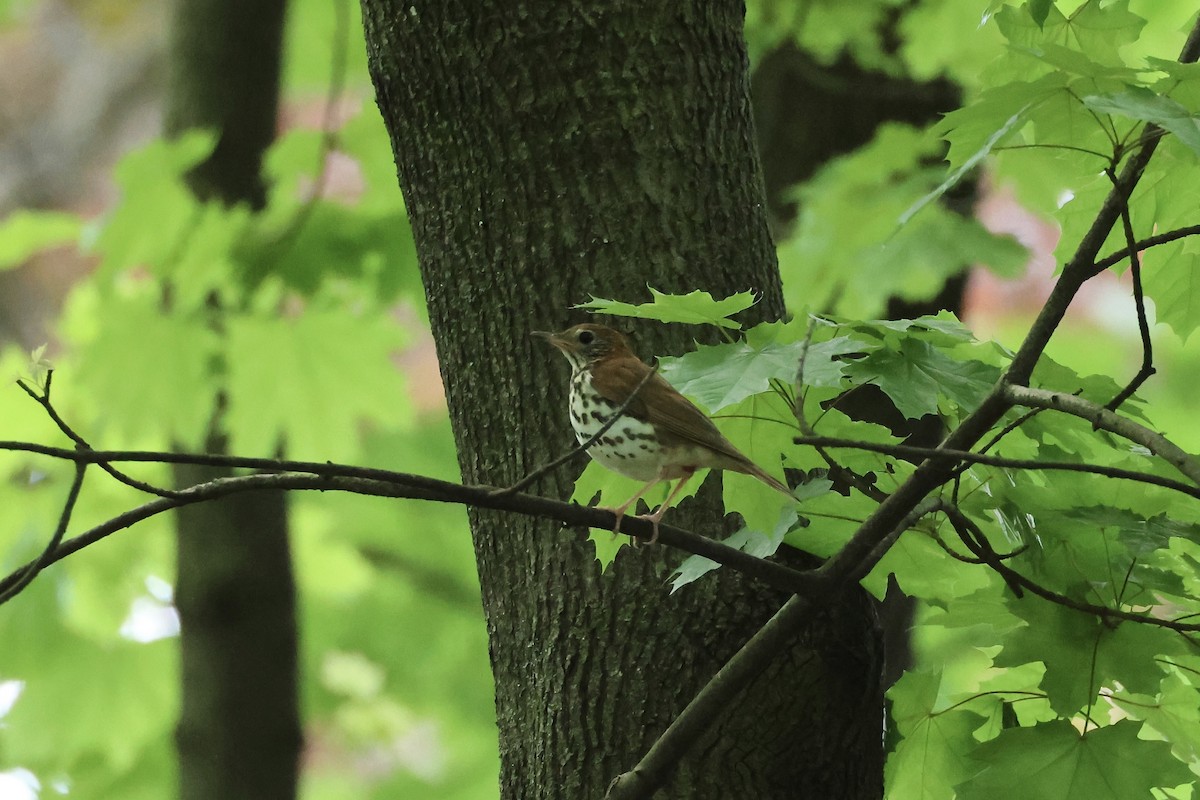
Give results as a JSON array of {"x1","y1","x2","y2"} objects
[
  {"x1": 843, "y1": 313, "x2": 978, "y2": 345},
  {"x1": 224, "y1": 307, "x2": 411, "y2": 462},
  {"x1": 1083, "y1": 87, "x2": 1200, "y2": 158},
  {"x1": 1112, "y1": 673, "x2": 1200, "y2": 765},
  {"x1": 865, "y1": 528, "x2": 993, "y2": 602},
  {"x1": 93, "y1": 131, "x2": 217, "y2": 277},
  {"x1": 844, "y1": 338, "x2": 998, "y2": 419},
  {"x1": 1142, "y1": 239, "x2": 1200, "y2": 342},
  {"x1": 575, "y1": 288, "x2": 758, "y2": 329},
  {"x1": 993, "y1": 600, "x2": 1177, "y2": 715},
  {"x1": 569, "y1": 460, "x2": 681, "y2": 570},
  {"x1": 956, "y1": 720, "x2": 1190, "y2": 800},
  {"x1": 658, "y1": 332, "x2": 861, "y2": 412},
  {"x1": 0, "y1": 582, "x2": 177, "y2": 776},
  {"x1": 934, "y1": 74, "x2": 1067, "y2": 171},
  {"x1": 72, "y1": 294, "x2": 220, "y2": 450},
  {"x1": 1060, "y1": 506, "x2": 1196, "y2": 597},
  {"x1": 885, "y1": 669, "x2": 986, "y2": 800},
  {"x1": 1028, "y1": 0, "x2": 1053, "y2": 28},
  {"x1": 996, "y1": 1, "x2": 1145, "y2": 62},
  {"x1": 670, "y1": 507, "x2": 801, "y2": 592}
]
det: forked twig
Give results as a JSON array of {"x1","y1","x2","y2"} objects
[
  {"x1": 1102, "y1": 168, "x2": 1155, "y2": 412},
  {"x1": 18, "y1": 372, "x2": 183, "y2": 499},
  {"x1": 0, "y1": 462, "x2": 86, "y2": 604}
]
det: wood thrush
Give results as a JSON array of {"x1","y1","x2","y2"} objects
[{"x1": 534, "y1": 323, "x2": 794, "y2": 543}]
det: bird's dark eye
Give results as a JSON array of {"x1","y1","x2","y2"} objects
[{"x1": 578, "y1": 330, "x2": 595, "y2": 345}]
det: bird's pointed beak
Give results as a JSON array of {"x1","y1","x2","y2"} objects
[{"x1": 532, "y1": 330, "x2": 570, "y2": 353}]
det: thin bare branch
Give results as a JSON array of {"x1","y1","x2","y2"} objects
[
  {"x1": 793, "y1": 434, "x2": 1200, "y2": 500},
  {"x1": 605, "y1": 494, "x2": 941, "y2": 800},
  {"x1": 18, "y1": 373, "x2": 182, "y2": 499},
  {"x1": 604, "y1": 594, "x2": 818, "y2": 800},
  {"x1": 1091, "y1": 223, "x2": 1200, "y2": 275},
  {"x1": 1103, "y1": 167, "x2": 1156, "y2": 411},
  {"x1": 1003, "y1": 385, "x2": 1200, "y2": 487},
  {"x1": 0, "y1": 468, "x2": 824, "y2": 605},
  {"x1": 0, "y1": 462, "x2": 86, "y2": 604},
  {"x1": 940, "y1": 503, "x2": 1200, "y2": 633}
]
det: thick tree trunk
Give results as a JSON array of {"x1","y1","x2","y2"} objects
[
  {"x1": 360, "y1": 2, "x2": 882, "y2": 797},
  {"x1": 165, "y1": 1, "x2": 302, "y2": 799}
]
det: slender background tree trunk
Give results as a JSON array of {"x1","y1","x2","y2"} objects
[
  {"x1": 361, "y1": 2, "x2": 882, "y2": 797},
  {"x1": 165, "y1": 1, "x2": 302, "y2": 798}
]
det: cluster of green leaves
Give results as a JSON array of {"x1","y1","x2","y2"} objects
[
  {"x1": 682, "y1": 1, "x2": 1200, "y2": 796},
  {"x1": 774, "y1": 117, "x2": 1031, "y2": 320},
  {"x1": 744, "y1": 0, "x2": 1004, "y2": 79},
  {"x1": 768, "y1": 0, "x2": 1200, "y2": 330},
  {"x1": 583, "y1": 279, "x2": 1200, "y2": 796},
  {"x1": 0, "y1": 1, "x2": 497, "y2": 798},
  {"x1": 931, "y1": 3, "x2": 1200, "y2": 340}
]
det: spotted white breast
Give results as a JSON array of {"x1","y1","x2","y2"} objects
[{"x1": 568, "y1": 369, "x2": 663, "y2": 482}]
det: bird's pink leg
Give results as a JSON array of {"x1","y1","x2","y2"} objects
[
  {"x1": 638, "y1": 469, "x2": 696, "y2": 544},
  {"x1": 604, "y1": 477, "x2": 663, "y2": 539}
]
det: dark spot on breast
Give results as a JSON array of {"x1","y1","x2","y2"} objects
[{"x1": 624, "y1": 427, "x2": 654, "y2": 441}]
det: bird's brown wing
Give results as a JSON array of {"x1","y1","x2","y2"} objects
[
  {"x1": 591, "y1": 356, "x2": 794, "y2": 498},
  {"x1": 590, "y1": 356, "x2": 751, "y2": 468}
]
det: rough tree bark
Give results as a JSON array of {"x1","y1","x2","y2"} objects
[
  {"x1": 165, "y1": 1, "x2": 302, "y2": 798},
  {"x1": 360, "y1": 2, "x2": 882, "y2": 797}
]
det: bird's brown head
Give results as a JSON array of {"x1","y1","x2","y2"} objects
[{"x1": 532, "y1": 324, "x2": 633, "y2": 371}]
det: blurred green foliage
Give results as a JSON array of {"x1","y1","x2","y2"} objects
[{"x1": 0, "y1": 1, "x2": 494, "y2": 798}]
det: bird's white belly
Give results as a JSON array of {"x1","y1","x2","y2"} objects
[{"x1": 569, "y1": 371, "x2": 662, "y2": 482}]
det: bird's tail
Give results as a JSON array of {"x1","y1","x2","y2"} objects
[{"x1": 741, "y1": 462, "x2": 795, "y2": 500}]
